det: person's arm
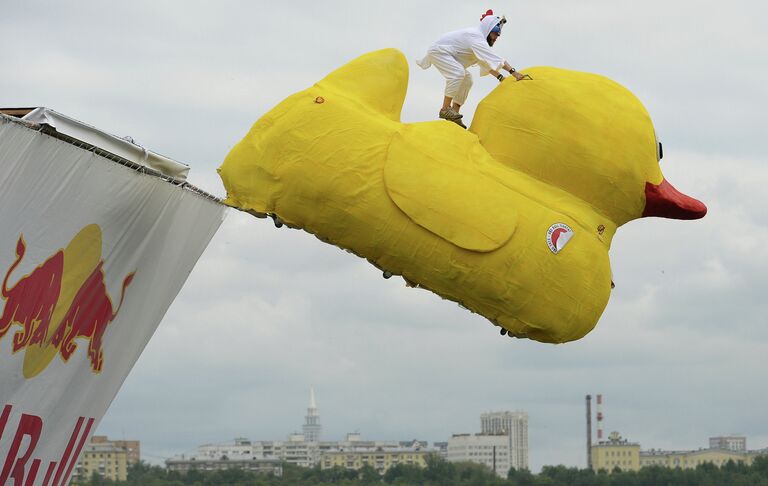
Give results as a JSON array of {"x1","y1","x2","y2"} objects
[
  {"x1": 491, "y1": 62, "x2": 527, "y2": 81},
  {"x1": 468, "y1": 35, "x2": 530, "y2": 81}
]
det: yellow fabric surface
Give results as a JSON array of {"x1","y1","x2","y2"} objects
[
  {"x1": 471, "y1": 66, "x2": 663, "y2": 226},
  {"x1": 218, "y1": 48, "x2": 675, "y2": 343},
  {"x1": 384, "y1": 123, "x2": 518, "y2": 252}
]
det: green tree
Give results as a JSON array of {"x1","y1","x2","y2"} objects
[
  {"x1": 382, "y1": 463, "x2": 424, "y2": 484},
  {"x1": 754, "y1": 456, "x2": 768, "y2": 477},
  {"x1": 507, "y1": 467, "x2": 536, "y2": 486},
  {"x1": 358, "y1": 465, "x2": 381, "y2": 484},
  {"x1": 102, "y1": 454, "x2": 768, "y2": 486},
  {"x1": 85, "y1": 471, "x2": 114, "y2": 486},
  {"x1": 540, "y1": 464, "x2": 585, "y2": 485},
  {"x1": 423, "y1": 455, "x2": 456, "y2": 485}
]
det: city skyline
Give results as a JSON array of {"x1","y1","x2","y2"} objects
[
  {"x1": 189, "y1": 389, "x2": 528, "y2": 447},
  {"x1": 166, "y1": 391, "x2": 529, "y2": 478},
  {"x1": 171, "y1": 389, "x2": 764, "y2": 462}
]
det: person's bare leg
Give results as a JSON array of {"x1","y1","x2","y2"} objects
[
  {"x1": 442, "y1": 96, "x2": 453, "y2": 110},
  {"x1": 451, "y1": 101, "x2": 462, "y2": 113}
]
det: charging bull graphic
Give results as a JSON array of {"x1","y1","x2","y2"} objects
[{"x1": 0, "y1": 224, "x2": 134, "y2": 378}]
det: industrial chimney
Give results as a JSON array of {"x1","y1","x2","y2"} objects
[
  {"x1": 586, "y1": 395, "x2": 592, "y2": 469},
  {"x1": 596, "y1": 394, "x2": 604, "y2": 441}
]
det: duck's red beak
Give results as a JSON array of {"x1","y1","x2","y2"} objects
[{"x1": 643, "y1": 179, "x2": 707, "y2": 220}]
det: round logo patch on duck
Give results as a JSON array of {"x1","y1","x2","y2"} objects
[{"x1": 546, "y1": 223, "x2": 574, "y2": 254}]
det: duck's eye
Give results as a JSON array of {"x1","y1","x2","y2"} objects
[{"x1": 657, "y1": 141, "x2": 663, "y2": 161}]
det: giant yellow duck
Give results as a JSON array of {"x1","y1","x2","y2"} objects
[{"x1": 218, "y1": 48, "x2": 706, "y2": 344}]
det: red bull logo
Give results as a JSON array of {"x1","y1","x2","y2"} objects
[
  {"x1": 0, "y1": 224, "x2": 134, "y2": 378},
  {"x1": 0, "y1": 403, "x2": 94, "y2": 486}
]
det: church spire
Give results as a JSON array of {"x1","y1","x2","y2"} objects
[{"x1": 303, "y1": 387, "x2": 321, "y2": 442}]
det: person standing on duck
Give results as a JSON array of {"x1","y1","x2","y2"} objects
[{"x1": 417, "y1": 9, "x2": 529, "y2": 128}]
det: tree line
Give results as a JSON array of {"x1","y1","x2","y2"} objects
[{"x1": 76, "y1": 454, "x2": 768, "y2": 486}]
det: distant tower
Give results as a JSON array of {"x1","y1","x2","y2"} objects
[{"x1": 303, "y1": 387, "x2": 322, "y2": 442}]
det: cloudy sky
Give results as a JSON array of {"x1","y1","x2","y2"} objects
[{"x1": 2, "y1": 0, "x2": 767, "y2": 472}]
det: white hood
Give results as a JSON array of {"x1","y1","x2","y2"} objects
[{"x1": 479, "y1": 14, "x2": 503, "y2": 38}]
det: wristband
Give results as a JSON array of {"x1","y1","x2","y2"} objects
[
  {"x1": 510, "y1": 68, "x2": 516, "y2": 73},
  {"x1": 496, "y1": 73, "x2": 504, "y2": 82}
]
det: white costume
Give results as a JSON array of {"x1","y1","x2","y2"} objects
[{"x1": 417, "y1": 15, "x2": 507, "y2": 105}]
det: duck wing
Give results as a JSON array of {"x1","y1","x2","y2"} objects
[{"x1": 384, "y1": 122, "x2": 518, "y2": 252}]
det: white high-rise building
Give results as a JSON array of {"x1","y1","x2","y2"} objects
[
  {"x1": 709, "y1": 436, "x2": 747, "y2": 452},
  {"x1": 447, "y1": 434, "x2": 511, "y2": 477},
  {"x1": 303, "y1": 387, "x2": 322, "y2": 442},
  {"x1": 480, "y1": 411, "x2": 529, "y2": 471}
]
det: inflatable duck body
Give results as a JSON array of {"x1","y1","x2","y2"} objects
[{"x1": 219, "y1": 48, "x2": 706, "y2": 343}]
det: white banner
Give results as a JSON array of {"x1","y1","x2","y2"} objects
[{"x1": 0, "y1": 115, "x2": 226, "y2": 485}]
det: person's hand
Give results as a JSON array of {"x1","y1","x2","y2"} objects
[{"x1": 512, "y1": 71, "x2": 528, "y2": 81}]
